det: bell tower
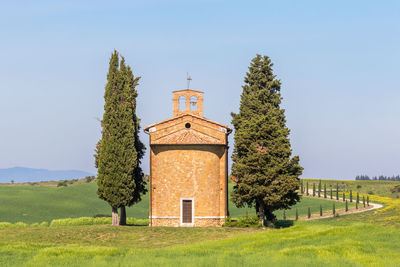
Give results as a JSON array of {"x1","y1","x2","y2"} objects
[{"x1": 172, "y1": 89, "x2": 204, "y2": 117}]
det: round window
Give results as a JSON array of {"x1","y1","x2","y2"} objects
[{"x1": 185, "y1": 123, "x2": 191, "y2": 128}]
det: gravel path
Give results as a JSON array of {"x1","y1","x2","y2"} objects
[{"x1": 299, "y1": 190, "x2": 383, "y2": 220}]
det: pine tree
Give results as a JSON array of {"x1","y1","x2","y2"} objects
[
  {"x1": 231, "y1": 55, "x2": 303, "y2": 226},
  {"x1": 95, "y1": 50, "x2": 146, "y2": 226},
  {"x1": 318, "y1": 180, "x2": 321, "y2": 197},
  {"x1": 336, "y1": 183, "x2": 339, "y2": 200},
  {"x1": 333, "y1": 203, "x2": 336, "y2": 216}
]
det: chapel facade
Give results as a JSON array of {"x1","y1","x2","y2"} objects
[{"x1": 144, "y1": 89, "x2": 232, "y2": 227}]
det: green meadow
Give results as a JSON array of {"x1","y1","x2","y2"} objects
[
  {"x1": 1, "y1": 179, "x2": 400, "y2": 266},
  {"x1": 0, "y1": 181, "x2": 355, "y2": 223},
  {"x1": 1, "y1": 216, "x2": 399, "y2": 266},
  {"x1": 302, "y1": 178, "x2": 400, "y2": 198}
]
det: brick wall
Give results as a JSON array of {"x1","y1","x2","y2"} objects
[{"x1": 150, "y1": 145, "x2": 227, "y2": 226}]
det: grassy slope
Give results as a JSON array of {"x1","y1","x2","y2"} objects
[
  {"x1": 0, "y1": 183, "x2": 148, "y2": 223},
  {"x1": 0, "y1": 182, "x2": 355, "y2": 223},
  {"x1": 1, "y1": 217, "x2": 399, "y2": 266},
  {"x1": 302, "y1": 178, "x2": 400, "y2": 198},
  {"x1": 1, "y1": 179, "x2": 400, "y2": 266}
]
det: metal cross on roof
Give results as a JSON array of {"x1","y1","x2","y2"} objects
[{"x1": 187, "y1": 73, "x2": 192, "y2": 89}]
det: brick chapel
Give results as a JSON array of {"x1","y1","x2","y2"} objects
[{"x1": 144, "y1": 88, "x2": 232, "y2": 227}]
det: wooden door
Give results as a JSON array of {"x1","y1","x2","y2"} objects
[{"x1": 182, "y1": 200, "x2": 192, "y2": 223}]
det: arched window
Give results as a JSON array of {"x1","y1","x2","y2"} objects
[
  {"x1": 179, "y1": 96, "x2": 186, "y2": 111},
  {"x1": 190, "y1": 96, "x2": 197, "y2": 111}
]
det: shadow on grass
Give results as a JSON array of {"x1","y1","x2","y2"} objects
[{"x1": 274, "y1": 220, "x2": 294, "y2": 229}]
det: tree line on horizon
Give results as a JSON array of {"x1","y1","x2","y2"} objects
[{"x1": 355, "y1": 175, "x2": 400, "y2": 181}]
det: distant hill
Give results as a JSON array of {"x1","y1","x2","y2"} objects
[{"x1": 0, "y1": 167, "x2": 94, "y2": 183}]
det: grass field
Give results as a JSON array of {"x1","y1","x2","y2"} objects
[
  {"x1": 0, "y1": 183, "x2": 148, "y2": 223},
  {"x1": 1, "y1": 179, "x2": 399, "y2": 266},
  {"x1": 0, "y1": 182, "x2": 356, "y2": 223},
  {"x1": 302, "y1": 178, "x2": 400, "y2": 198},
  {"x1": 1, "y1": 214, "x2": 399, "y2": 266}
]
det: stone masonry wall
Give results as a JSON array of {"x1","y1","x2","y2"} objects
[
  {"x1": 150, "y1": 145, "x2": 227, "y2": 226},
  {"x1": 150, "y1": 218, "x2": 224, "y2": 227}
]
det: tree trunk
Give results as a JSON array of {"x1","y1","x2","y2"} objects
[
  {"x1": 258, "y1": 203, "x2": 265, "y2": 227},
  {"x1": 120, "y1": 206, "x2": 126, "y2": 225},
  {"x1": 112, "y1": 207, "x2": 119, "y2": 226},
  {"x1": 265, "y1": 209, "x2": 276, "y2": 224}
]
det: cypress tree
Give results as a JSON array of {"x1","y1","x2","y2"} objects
[
  {"x1": 345, "y1": 200, "x2": 348, "y2": 212},
  {"x1": 363, "y1": 196, "x2": 366, "y2": 208},
  {"x1": 333, "y1": 203, "x2": 336, "y2": 216},
  {"x1": 367, "y1": 196, "x2": 370, "y2": 206},
  {"x1": 231, "y1": 55, "x2": 303, "y2": 226},
  {"x1": 357, "y1": 192, "x2": 359, "y2": 204},
  {"x1": 343, "y1": 192, "x2": 345, "y2": 202},
  {"x1": 308, "y1": 207, "x2": 311, "y2": 219},
  {"x1": 318, "y1": 180, "x2": 321, "y2": 197},
  {"x1": 300, "y1": 181, "x2": 303, "y2": 194},
  {"x1": 330, "y1": 187, "x2": 333, "y2": 199},
  {"x1": 306, "y1": 182, "x2": 309, "y2": 196},
  {"x1": 324, "y1": 183, "x2": 327, "y2": 198},
  {"x1": 336, "y1": 183, "x2": 339, "y2": 200},
  {"x1": 320, "y1": 204, "x2": 322, "y2": 216},
  {"x1": 95, "y1": 51, "x2": 146, "y2": 226},
  {"x1": 296, "y1": 208, "x2": 298, "y2": 220},
  {"x1": 313, "y1": 183, "x2": 316, "y2": 197},
  {"x1": 350, "y1": 190, "x2": 353, "y2": 202}
]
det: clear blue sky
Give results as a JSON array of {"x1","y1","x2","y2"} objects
[{"x1": 0, "y1": 1, "x2": 399, "y2": 179}]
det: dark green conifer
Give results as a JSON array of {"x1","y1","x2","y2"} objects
[
  {"x1": 357, "y1": 192, "x2": 359, "y2": 204},
  {"x1": 345, "y1": 200, "x2": 348, "y2": 212},
  {"x1": 336, "y1": 183, "x2": 339, "y2": 200},
  {"x1": 318, "y1": 180, "x2": 321, "y2": 197},
  {"x1": 308, "y1": 207, "x2": 311, "y2": 219},
  {"x1": 350, "y1": 190, "x2": 353, "y2": 202},
  {"x1": 306, "y1": 182, "x2": 309, "y2": 196},
  {"x1": 231, "y1": 55, "x2": 303, "y2": 226},
  {"x1": 324, "y1": 183, "x2": 327, "y2": 198},
  {"x1": 95, "y1": 51, "x2": 146, "y2": 226},
  {"x1": 330, "y1": 187, "x2": 333, "y2": 199},
  {"x1": 367, "y1": 196, "x2": 370, "y2": 206},
  {"x1": 343, "y1": 192, "x2": 345, "y2": 202},
  {"x1": 313, "y1": 183, "x2": 316, "y2": 197},
  {"x1": 333, "y1": 203, "x2": 336, "y2": 216},
  {"x1": 320, "y1": 205, "x2": 322, "y2": 216},
  {"x1": 363, "y1": 196, "x2": 366, "y2": 208}
]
